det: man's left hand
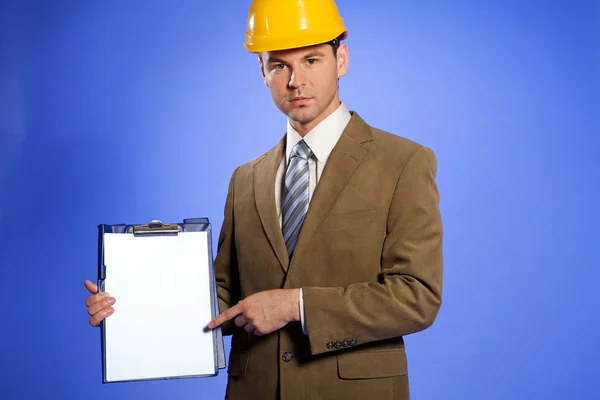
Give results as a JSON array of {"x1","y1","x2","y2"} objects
[{"x1": 208, "y1": 289, "x2": 300, "y2": 336}]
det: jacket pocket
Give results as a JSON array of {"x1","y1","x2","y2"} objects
[
  {"x1": 322, "y1": 208, "x2": 375, "y2": 231},
  {"x1": 337, "y1": 349, "x2": 407, "y2": 379},
  {"x1": 227, "y1": 351, "x2": 250, "y2": 378}
]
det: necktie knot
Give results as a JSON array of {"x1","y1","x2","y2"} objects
[{"x1": 291, "y1": 140, "x2": 313, "y2": 161}]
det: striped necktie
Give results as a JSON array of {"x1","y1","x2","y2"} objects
[{"x1": 282, "y1": 140, "x2": 313, "y2": 256}]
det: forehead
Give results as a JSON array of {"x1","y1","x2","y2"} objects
[{"x1": 262, "y1": 43, "x2": 332, "y2": 62}]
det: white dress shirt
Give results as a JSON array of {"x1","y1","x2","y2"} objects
[{"x1": 274, "y1": 102, "x2": 352, "y2": 334}]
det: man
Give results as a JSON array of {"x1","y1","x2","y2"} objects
[{"x1": 84, "y1": 0, "x2": 443, "y2": 399}]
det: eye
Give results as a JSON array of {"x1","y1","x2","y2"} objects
[
  {"x1": 274, "y1": 64, "x2": 286, "y2": 70},
  {"x1": 307, "y1": 59, "x2": 317, "y2": 65}
]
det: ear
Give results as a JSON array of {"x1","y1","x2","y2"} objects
[
  {"x1": 336, "y1": 44, "x2": 349, "y2": 78},
  {"x1": 258, "y1": 54, "x2": 268, "y2": 86}
]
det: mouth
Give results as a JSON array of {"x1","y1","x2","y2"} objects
[{"x1": 289, "y1": 97, "x2": 311, "y2": 106}]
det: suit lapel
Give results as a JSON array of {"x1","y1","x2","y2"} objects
[
  {"x1": 254, "y1": 136, "x2": 290, "y2": 273},
  {"x1": 289, "y1": 112, "x2": 374, "y2": 270}
]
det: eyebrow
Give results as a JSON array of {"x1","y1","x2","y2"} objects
[
  {"x1": 266, "y1": 56, "x2": 288, "y2": 65},
  {"x1": 266, "y1": 51, "x2": 326, "y2": 65},
  {"x1": 302, "y1": 51, "x2": 325, "y2": 59}
]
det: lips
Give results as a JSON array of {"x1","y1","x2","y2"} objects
[{"x1": 290, "y1": 97, "x2": 311, "y2": 105}]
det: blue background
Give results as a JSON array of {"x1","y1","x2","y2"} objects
[{"x1": 1, "y1": 0, "x2": 598, "y2": 399}]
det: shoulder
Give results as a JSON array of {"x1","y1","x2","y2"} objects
[
  {"x1": 228, "y1": 139, "x2": 282, "y2": 183},
  {"x1": 366, "y1": 122, "x2": 438, "y2": 173},
  {"x1": 239, "y1": 152, "x2": 268, "y2": 170}
]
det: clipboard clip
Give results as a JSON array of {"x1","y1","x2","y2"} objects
[{"x1": 129, "y1": 220, "x2": 183, "y2": 235}]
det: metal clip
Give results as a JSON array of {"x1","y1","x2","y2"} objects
[{"x1": 129, "y1": 220, "x2": 182, "y2": 235}]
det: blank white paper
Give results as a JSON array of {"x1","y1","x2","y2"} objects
[{"x1": 102, "y1": 231, "x2": 216, "y2": 382}]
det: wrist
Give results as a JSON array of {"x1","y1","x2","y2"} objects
[{"x1": 287, "y1": 288, "x2": 300, "y2": 322}]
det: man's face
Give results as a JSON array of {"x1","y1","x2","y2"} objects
[{"x1": 260, "y1": 42, "x2": 349, "y2": 134}]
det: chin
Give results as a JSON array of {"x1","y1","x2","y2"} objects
[{"x1": 287, "y1": 107, "x2": 319, "y2": 124}]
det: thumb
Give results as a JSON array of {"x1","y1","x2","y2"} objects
[{"x1": 84, "y1": 279, "x2": 98, "y2": 294}]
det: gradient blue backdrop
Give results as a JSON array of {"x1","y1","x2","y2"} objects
[{"x1": 1, "y1": 0, "x2": 598, "y2": 399}]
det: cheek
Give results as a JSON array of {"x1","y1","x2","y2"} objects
[
  {"x1": 313, "y1": 71, "x2": 337, "y2": 96},
  {"x1": 268, "y1": 77, "x2": 289, "y2": 101}
]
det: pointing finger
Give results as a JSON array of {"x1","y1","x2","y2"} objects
[{"x1": 208, "y1": 305, "x2": 242, "y2": 329}]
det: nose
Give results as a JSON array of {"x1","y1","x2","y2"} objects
[{"x1": 288, "y1": 67, "x2": 307, "y2": 89}]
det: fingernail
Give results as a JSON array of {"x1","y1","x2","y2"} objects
[
  {"x1": 103, "y1": 292, "x2": 110, "y2": 298},
  {"x1": 105, "y1": 308, "x2": 114, "y2": 315},
  {"x1": 107, "y1": 297, "x2": 115, "y2": 305}
]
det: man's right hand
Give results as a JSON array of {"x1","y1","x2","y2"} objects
[{"x1": 84, "y1": 280, "x2": 116, "y2": 326}]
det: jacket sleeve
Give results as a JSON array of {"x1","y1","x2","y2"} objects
[
  {"x1": 302, "y1": 146, "x2": 443, "y2": 355},
  {"x1": 214, "y1": 167, "x2": 241, "y2": 336}
]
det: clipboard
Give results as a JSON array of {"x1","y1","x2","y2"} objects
[{"x1": 97, "y1": 218, "x2": 226, "y2": 383}]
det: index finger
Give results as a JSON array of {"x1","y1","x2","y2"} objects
[
  {"x1": 85, "y1": 292, "x2": 109, "y2": 308},
  {"x1": 208, "y1": 305, "x2": 242, "y2": 329}
]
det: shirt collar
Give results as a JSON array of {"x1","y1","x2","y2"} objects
[{"x1": 285, "y1": 102, "x2": 351, "y2": 165}]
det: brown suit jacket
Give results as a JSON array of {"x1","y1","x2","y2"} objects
[{"x1": 214, "y1": 111, "x2": 443, "y2": 400}]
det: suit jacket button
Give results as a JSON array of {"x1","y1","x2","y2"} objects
[
  {"x1": 334, "y1": 341, "x2": 342, "y2": 349},
  {"x1": 350, "y1": 339, "x2": 357, "y2": 346},
  {"x1": 326, "y1": 342, "x2": 334, "y2": 349},
  {"x1": 342, "y1": 340, "x2": 350, "y2": 348},
  {"x1": 282, "y1": 352, "x2": 293, "y2": 362}
]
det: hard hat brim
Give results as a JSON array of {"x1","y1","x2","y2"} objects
[{"x1": 245, "y1": 28, "x2": 347, "y2": 53}]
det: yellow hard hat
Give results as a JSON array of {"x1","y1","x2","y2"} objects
[{"x1": 244, "y1": 0, "x2": 348, "y2": 53}]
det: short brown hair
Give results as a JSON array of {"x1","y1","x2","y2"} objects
[{"x1": 328, "y1": 32, "x2": 346, "y2": 59}]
